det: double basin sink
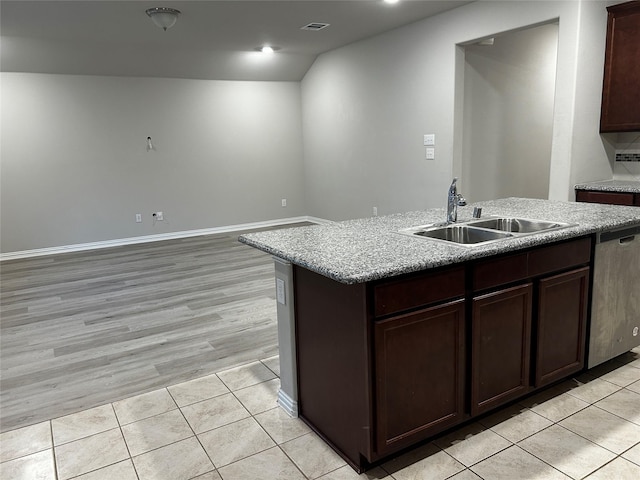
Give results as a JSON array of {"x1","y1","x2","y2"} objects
[{"x1": 400, "y1": 217, "x2": 573, "y2": 247}]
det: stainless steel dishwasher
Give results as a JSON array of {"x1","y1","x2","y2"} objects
[{"x1": 588, "y1": 223, "x2": 640, "y2": 368}]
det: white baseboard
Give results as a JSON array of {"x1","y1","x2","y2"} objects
[
  {"x1": 277, "y1": 389, "x2": 299, "y2": 418},
  {"x1": 0, "y1": 216, "x2": 333, "y2": 261}
]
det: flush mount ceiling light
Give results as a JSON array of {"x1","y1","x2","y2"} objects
[{"x1": 146, "y1": 7, "x2": 181, "y2": 31}]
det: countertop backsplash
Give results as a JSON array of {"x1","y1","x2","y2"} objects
[{"x1": 614, "y1": 132, "x2": 640, "y2": 181}]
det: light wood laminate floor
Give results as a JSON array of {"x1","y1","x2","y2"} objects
[{"x1": 0, "y1": 227, "x2": 300, "y2": 433}]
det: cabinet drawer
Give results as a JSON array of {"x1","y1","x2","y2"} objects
[
  {"x1": 473, "y1": 253, "x2": 528, "y2": 291},
  {"x1": 528, "y1": 238, "x2": 591, "y2": 277},
  {"x1": 373, "y1": 266, "x2": 465, "y2": 317}
]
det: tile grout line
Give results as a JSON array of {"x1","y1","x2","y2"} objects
[
  {"x1": 49, "y1": 420, "x2": 60, "y2": 480},
  {"x1": 514, "y1": 411, "x2": 630, "y2": 479},
  {"x1": 177, "y1": 361, "x2": 293, "y2": 478},
  {"x1": 220, "y1": 374, "x2": 311, "y2": 479},
  {"x1": 115, "y1": 397, "x2": 146, "y2": 480},
  {"x1": 588, "y1": 453, "x2": 640, "y2": 480}
]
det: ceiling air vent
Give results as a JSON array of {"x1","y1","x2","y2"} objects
[{"x1": 301, "y1": 22, "x2": 330, "y2": 31}]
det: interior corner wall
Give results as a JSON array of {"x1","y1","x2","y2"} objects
[
  {"x1": 301, "y1": 0, "x2": 615, "y2": 219},
  {"x1": 0, "y1": 73, "x2": 305, "y2": 253},
  {"x1": 567, "y1": 0, "x2": 618, "y2": 190}
]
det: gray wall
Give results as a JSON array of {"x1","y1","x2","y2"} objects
[
  {"x1": 2, "y1": 1, "x2": 634, "y2": 254},
  {"x1": 1, "y1": 74, "x2": 305, "y2": 253},
  {"x1": 462, "y1": 23, "x2": 558, "y2": 203},
  {"x1": 301, "y1": 0, "x2": 619, "y2": 220}
]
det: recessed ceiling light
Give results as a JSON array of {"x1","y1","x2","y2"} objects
[
  {"x1": 254, "y1": 46, "x2": 281, "y2": 54},
  {"x1": 384, "y1": 0, "x2": 400, "y2": 5}
]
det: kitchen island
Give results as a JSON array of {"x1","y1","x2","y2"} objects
[{"x1": 239, "y1": 198, "x2": 640, "y2": 471}]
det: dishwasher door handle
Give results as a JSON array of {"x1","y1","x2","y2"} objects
[{"x1": 619, "y1": 235, "x2": 636, "y2": 245}]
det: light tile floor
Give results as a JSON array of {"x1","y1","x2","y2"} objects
[{"x1": 2, "y1": 349, "x2": 640, "y2": 480}]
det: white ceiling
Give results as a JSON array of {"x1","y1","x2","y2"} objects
[{"x1": 1, "y1": 0, "x2": 473, "y2": 81}]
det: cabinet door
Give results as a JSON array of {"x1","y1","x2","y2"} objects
[
  {"x1": 472, "y1": 284, "x2": 533, "y2": 416},
  {"x1": 374, "y1": 299, "x2": 465, "y2": 455},
  {"x1": 535, "y1": 267, "x2": 589, "y2": 387},
  {"x1": 600, "y1": 1, "x2": 640, "y2": 132}
]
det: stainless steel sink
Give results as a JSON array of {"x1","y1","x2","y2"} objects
[
  {"x1": 466, "y1": 217, "x2": 568, "y2": 233},
  {"x1": 406, "y1": 225, "x2": 513, "y2": 245},
  {"x1": 399, "y1": 216, "x2": 574, "y2": 247}
]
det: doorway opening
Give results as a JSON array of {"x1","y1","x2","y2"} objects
[{"x1": 457, "y1": 22, "x2": 559, "y2": 202}]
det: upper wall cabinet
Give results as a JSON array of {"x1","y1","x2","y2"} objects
[{"x1": 600, "y1": 1, "x2": 640, "y2": 132}]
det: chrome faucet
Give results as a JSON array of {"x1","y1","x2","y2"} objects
[{"x1": 446, "y1": 177, "x2": 467, "y2": 223}]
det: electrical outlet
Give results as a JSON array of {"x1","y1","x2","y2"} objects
[
  {"x1": 153, "y1": 211, "x2": 164, "y2": 221},
  {"x1": 373, "y1": 206, "x2": 378, "y2": 216},
  {"x1": 281, "y1": 199, "x2": 287, "y2": 207},
  {"x1": 135, "y1": 213, "x2": 142, "y2": 223}
]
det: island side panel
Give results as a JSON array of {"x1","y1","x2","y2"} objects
[
  {"x1": 273, "y1": 258, "x2": 299, "y2": 416},
  {"x1": 293, "y1": 266, "x2": 372, "y2": 470}
]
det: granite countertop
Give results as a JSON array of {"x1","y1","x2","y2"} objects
[
  {"x1": 574, "y1": 180, "x2": 640, "y2": 193},
  {"x1": 239, "y1": 198, "x2": 640, "y2": 284}
]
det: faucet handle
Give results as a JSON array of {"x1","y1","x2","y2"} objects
[{"x1": 457, "y1": 195, "x2": 467, "y2": 206}]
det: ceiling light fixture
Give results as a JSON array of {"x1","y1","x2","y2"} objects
[
  {"x1": 146, "y1": 7, "x2": 181, "y2": 31},
  {"x1": 384, "y1": 0, "x2": 400, "y2": 4},
  {"x1": 255, "y1": 46, "x2": 281, "y2": 54}
]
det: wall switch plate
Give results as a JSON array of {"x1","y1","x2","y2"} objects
[
  {"x1": 135, "y1": 213, "x2": 142, "y2": 223},
  {"x1": 424, "y1": 134, "x2": 435, "y2": 146},
  {"x1": 155, "y1": 211, "x2": 163, "y2": 221},
  {"x1": 281, "y1": 198, "x2": 287, "y2": 207},
  {"x1": 426, "y1": 147, "x2": 435, "y2": 160},
  {"x1": 373, "y1": 206, "x2": 378, "y2": 216}
]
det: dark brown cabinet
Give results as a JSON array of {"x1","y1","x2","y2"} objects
[
  {"x1": 471, "y1": 284, "x2": 532, "y2": 416},
  {"x1": 375, "y1": 300, "x2": 465, "y2": 454},
  {"x1": 576, "y1": 189, "x2": 640, "y2": 206},
  {"x1": 535, "y1": 267, "x2": 589, "y2": 387},
  {"x1": 600, "y1": 1, "x2": 640, "y2": 132},
  {"x1": 469, "y1": 238, "x2": 591, "y2": 415},
  {"x1": 292, "y1": 237, "x2": 592, "y2": 471}
]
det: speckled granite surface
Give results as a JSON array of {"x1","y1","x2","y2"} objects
[
  {"x1": 239, "y1": 198, "x2": 640, "y2": 284},
  {"x1": 574, "y1": 180, "x2": 640, "y2": 193}
]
